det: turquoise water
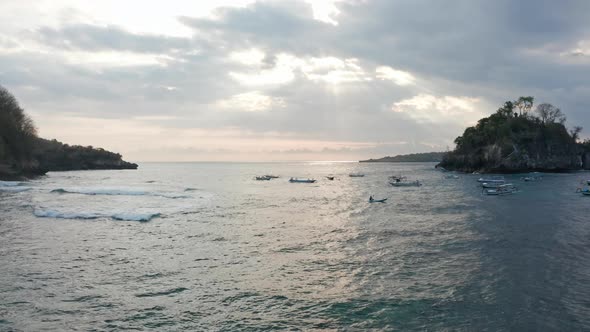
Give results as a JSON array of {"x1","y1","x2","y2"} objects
[{"x1": 1, "y1": 162, "x2": 589, "y2": 331}]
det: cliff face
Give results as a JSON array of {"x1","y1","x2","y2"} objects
[{"x1": 32, "y1": 138, "x2": 138, "y2": 172}]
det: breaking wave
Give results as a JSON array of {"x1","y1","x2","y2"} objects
[
  {"x1": 33, "y1": 209, "x2": 160, "y2": 222},
  {"x1": 0, "y1": 181, "x2": 24, "y2": 187},
  {"x1": 50, "y1": 188, "x2": 189, "y2": 199},
  {"x1": 0, "y1": 187, "x2": 31, "y2": 193}
]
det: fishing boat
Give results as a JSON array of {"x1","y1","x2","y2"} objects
[
  {"x1": 349, "y1": 173, "x2": 365, "y2": 177},
  {"x1": 255, "y1": 176, "x2": 271, "y2": 181},
  {"x1": 484, "y1": 184, "x2": 517, "y2": 195},
  {"x1": 477, "y1": 176, "x2": 505, "y2": 183},
  {"x1": 390, "y1": 180, "x2": 422, "y2": 187},
  {"x1": 289, "y1": 177, "x2": 316, "y2": 183},
  {"x1": 481, "y1": 182, "x2": 507, "y2": 188},
  {"x1": 521, "y1": 175, "x2": 543, "y2": 182},
  {"x1": 369, "y1": 197, "x2": 388, "y2": 203},
  {"x1": 389, "y1": 175, "x2": 406, "y2": 181}
]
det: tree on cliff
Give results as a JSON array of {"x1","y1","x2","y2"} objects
[
  {"x1": 535, "y1": 103, "x2": 566, "y2": 124},
  {"x1": 0, "y1": 86, "x2": 38, "y2": 163},
  {"x1": 0, "y1": 86, "x2": 137, "y2": 179},
  {"x1": 515, "y1": 96, "x2": 534, "y2": 116}
]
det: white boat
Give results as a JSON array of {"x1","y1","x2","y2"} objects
[
  {"x1": 484, "y1": 184, "x2": 517, "y2": 195},
  {"x1": 349, "y1": 173, "x2": 365, "y2": 177},
  {"x1": 477, "y1": 176, "x2": 505, "y2": 183},
  {"x1": 289, "y1": 177, "x2": 316, "y2": 183},
  {"x1": 390, "y1": 180, "x2": 422, "y2": 187},
  {"x1": 255, "y1": 176, "x2": 271, "y2": 181},
  {"x1": 481, "y1": 182, "x2": 508, "y2": 188}
]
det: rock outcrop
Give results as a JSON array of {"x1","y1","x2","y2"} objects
[{"x1": 438, "y1": 98, "x2": 586, "y2": 173}]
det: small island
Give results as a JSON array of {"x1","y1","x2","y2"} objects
[
  {"x1": 360, "y1": 152, "x2": 445, "y2": 163},
  {"x1": 438, "y1": 97, "x2": 590, "y2": 173},
  {"x1": 0, "y1": 86, "x2": 137, "y2": 180}
]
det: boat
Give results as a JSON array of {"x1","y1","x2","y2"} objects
[
  {"x1": 326, "y1": 176, "x2": 335, "y2": 181},
  {"x1": 477, "y1": 176, "x2": 505, "y2": 183},
  {"x1": 255, "y1": 176, "x2": 271, "y2": 181},
  {"x1": 583, "y1": 190, "x2": 590, "y2": 196},
  {"x1": 390, "y1": 180, "x2": 422, "y2": 187},
  {"x1": 521, "y1": 176, "x2": 543, "y2": 182},
  {"x1": 349, "y1": 173, "x2": 365, "y2": 177},
  {"x1": 481, "y1": 182, "x2": 507, "y2": 188},
  {"x1": 369, "y1": 198, "x2": 388, "y2": 203},
  {"x1": 389, "y1": 175, "x2": 406, "y2": 181},
  {"x1": 484, "y1": 184, "x2": 517, "y2": 195},
  {"x1": 289, "y1": 177, "x2": 316, "y2": 183},
  {"x1": 264, "y1": 175, "x2": 280, "y2": 179},
  {"x1": 445, "y1": 175, "x2": 459, "y2": 179}
]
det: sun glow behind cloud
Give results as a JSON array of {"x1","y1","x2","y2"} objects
[{"x1": 4, "y1": 0, "x2": 586, "y2": 161}]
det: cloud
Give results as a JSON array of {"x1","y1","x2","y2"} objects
[
  {"x1": 376, "y1": 66, "x2": 416, "y2": 86},
  {"x1": 392, "y1": 94, "x2": 482, "y2": 125},
  {"x1": 216, "y1": 91, "x2": 286, "y2": 112},
  {"x1": 2, "y1": 0, "x2": 590, "y2": 161}
]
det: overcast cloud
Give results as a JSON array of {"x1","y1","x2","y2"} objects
[{"x1": 1, "y1": 0, "x2": 589, "y2": 161}]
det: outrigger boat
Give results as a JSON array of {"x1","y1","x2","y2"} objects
[
  {"x1": 289, "y1": 177, "x2": 316, "y2": 183},
  {"x1": 477, "y1": 176, "x2": 505, "y2": 183},
  {"x1": 484, "y1": 184, "x2": 517, "y2": 195},
  {"x1": 390, "y1": 180, "x2": 422, "y2": 187}
]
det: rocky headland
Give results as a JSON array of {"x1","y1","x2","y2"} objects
[
  {"x1": 437, "y1": 97, "x2": 590, "y2": 173},
  {"x1": 0, "y1": 86, "x2": 137, "y2": 181}
]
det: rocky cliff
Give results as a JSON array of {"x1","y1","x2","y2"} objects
[{"x1": 438, "y1": 98, "x2": 586, "y2": 173}]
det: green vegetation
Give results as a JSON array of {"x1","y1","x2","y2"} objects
[
  {"x1": 0, "y1": 85, "x2": 137, "y2": 180},
  {"x1": 439, "y1": 97, "x2": 589, "y2": 173},
  {"x1": 360, "y1": 152, "x2": 445, "y2": 163}
]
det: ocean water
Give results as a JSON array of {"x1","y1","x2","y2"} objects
[{"x1": 1, "y1": 162, "x2": 590, "y2": 331}]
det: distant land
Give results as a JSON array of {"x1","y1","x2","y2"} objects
[
  {"x1": 0, "y1": 86, "x2": 137, "y2": 180},
  {"x1": 438, "y1": 96, "x2": 590, "y2": 173},
  {"x1": 360, "y1": 152, "x2": 445, "y2": 163}
]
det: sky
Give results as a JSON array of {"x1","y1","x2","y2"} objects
[{"x1": 1, "y1": 0, "x2": 589, "y2": 161}]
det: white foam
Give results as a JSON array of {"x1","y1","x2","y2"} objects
[
  {"x1": 33, "y1": 209, "x2": 160, "y2": 222},
  {"x1": 50, "y1": 187, "x2": 189, "y2": 199},
  {"x1": 51, "y1": 188, "x2": 148, "y2": 196},
  {"x1": 112, "y1": 213, "x2": 161, "y2": 222},
  {"x1": 0, "y1": 181, "x2": 24, "y2": 187},
  {"x1": 34, "y1": 209, "x2": 100, "y2": 220},
  {"x1": 0, "y1": 187, "x2": 31, "y2": 193}
]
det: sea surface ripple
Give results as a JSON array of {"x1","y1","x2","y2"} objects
[{"x1": 1, "y1": 162, "x2": 589, "y2": 331}]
